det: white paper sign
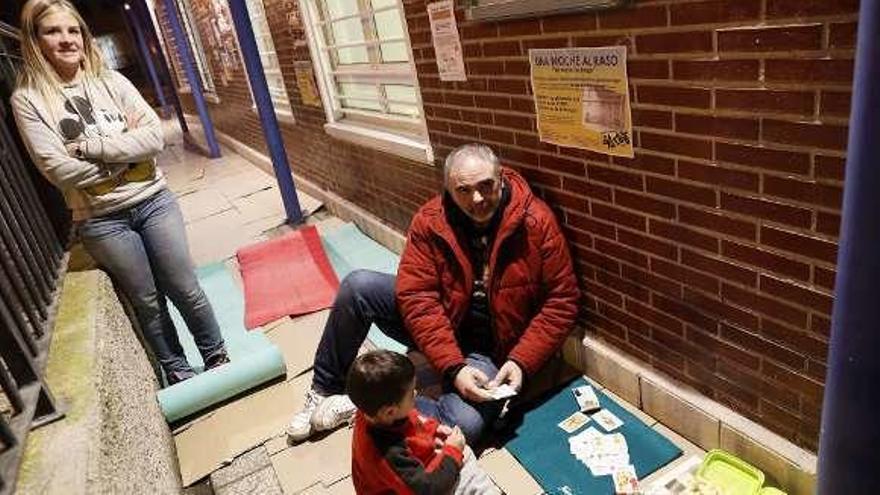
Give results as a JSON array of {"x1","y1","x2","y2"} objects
[{"x1": 427, "y1": 1, "x2": 467, "y2": 81}]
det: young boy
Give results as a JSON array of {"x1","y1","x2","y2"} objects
[{"x1": 347, "y1": 350, "x2": 500, "y2": 495}]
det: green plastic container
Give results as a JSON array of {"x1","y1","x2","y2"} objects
[
  {"x1": 759, "y1": 488, "x2": 787, "y2": 495},
  {"x1": 697, "y1": 449, "x2": 765, "y2": 495}
]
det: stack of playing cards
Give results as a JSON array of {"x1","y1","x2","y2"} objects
[
  {"x1": 568, "y1": 427, "x2": 631, "y2": 476},
  {"x1": 559, "y1": 384, "x2": 640, "y2": 491},
  {"x1": 486, "y1": 383, "x2": 517, "y2": 401}
]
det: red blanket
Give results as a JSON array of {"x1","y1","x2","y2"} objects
[{"x1": 237, "y1": 225, "x2": 339, "y2": 329}]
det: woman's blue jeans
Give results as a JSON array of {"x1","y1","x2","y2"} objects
[
  {"x1": 312, "y1": 269, "x2": 502, "y2": 444},
  {"x1": 79, "y1": 188, "x2": 225, "y2": 379}
]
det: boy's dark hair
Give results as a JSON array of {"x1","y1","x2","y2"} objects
[{"x1": 346, "y1": 350, "x2": 415, "y2": 416}]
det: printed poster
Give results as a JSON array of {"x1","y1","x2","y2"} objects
[
  {"x1": 294, "y1": 62, "x2": 321, "y2": 107},
  {"x1": 427, "y1": 1, "x2": 466, "y2": 82},
  {"x1": 529, "y1": 47, "x2": 634, "y2": 157}
]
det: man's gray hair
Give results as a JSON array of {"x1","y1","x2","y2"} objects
[{"x1": 443, "y1": 144, "x2": 501, "y2": 188}]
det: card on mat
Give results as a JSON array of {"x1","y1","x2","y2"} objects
[
  {"x1": 572, "y1": 385, "x2": 601, "y2": 413},
  {"x1": 592, "y1": 409, "x2": 624, "y2": 431},
  {"x1": 558, "y1": 411, "x2": 590, "y2": 433},
  {"x1": 612, "y1": 465, "x2": 640, "y2": 494}
]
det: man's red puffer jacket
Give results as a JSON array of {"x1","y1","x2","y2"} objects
[{"x1": 395, "y1": 167, "x2": 580, "y2": 377}]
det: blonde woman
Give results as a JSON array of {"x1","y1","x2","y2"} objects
[{"x1": 11, "y1": 0, "x2": 228, "y2": 385}]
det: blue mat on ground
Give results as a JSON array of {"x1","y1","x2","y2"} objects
[
  {"x1": 320, "y1": 223, "x2": 406, "y2": 353},
  {"x1": 506, "y1": 377, "x2": 682, "y2": 494},
  {"x1": 157, "y1": 263, "x2": 286, "y2": 422}
]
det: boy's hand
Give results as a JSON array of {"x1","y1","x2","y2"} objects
[
  {"x1": 434, "y1": 424, "x2": 452, "y2": 451},
  {"x1": 435, "y1": 424, "x2": 453, "y2": 439},
  {"x1": 444, "y1": 425, "x2": 466, "y2": 451}
]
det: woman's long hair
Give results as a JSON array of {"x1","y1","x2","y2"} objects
[{"x1": 17, "y1": 0, "x2": 105, "y2": 101}]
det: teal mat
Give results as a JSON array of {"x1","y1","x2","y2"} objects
[
  {"x1": 157, "y1": 263, "x2": 286, "y2": 422},
  {"x1": 320, "y1": 223, "x2": 406, "y2": 353},
  {"x1": 506, "y1": 377, "x2": 682, "y2": 494}
]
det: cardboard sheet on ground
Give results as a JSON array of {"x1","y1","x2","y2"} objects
[
  {"x1": 175, "y1": 373, "x2": 312, "y2": 486},
  {"x1": 271, "y1": 426, "x2": 353, "y2": 493},
  {"x1": 479, "y1": 448, "x2": 543, "y2": 495},
  {"x1": 265, "y1": 310, "x2": 329, "y2": 378},
  {"x1": 159, "y1": 263, "x2": 286, "y2": 422},
  {"x1": 320, "y1": 222, "x2": 406, "y2": 353},
  {"x1": 237, "y1": 226, "x2": 339, "y2": 328},
  {"x1": 505, "y1": 377, "x2": 682, "y2": 494}
]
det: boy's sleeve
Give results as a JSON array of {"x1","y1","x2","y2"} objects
[{"x1": 384, "y1": 443, "x2": 463, "y2": 495}]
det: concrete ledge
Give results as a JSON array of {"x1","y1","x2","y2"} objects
[
  {"x1": 17, "y1": 270, "x2": 180, "y2": 494},
  {"x1": 569, "y1": 334, "x2": 817, "y2": 495}
]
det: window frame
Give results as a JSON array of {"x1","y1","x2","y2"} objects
[
  {"x1": 298, "y1": 0, "x2": 433, "y2": 163},
  {"x1": 466, "y1": 0, "x2": 631, "y2": 22},
  {"x1": 244, "y1": 0, "x2": 296, "y2": 124},
  {"x1": 173, "y1": 0, "x2": 220, "y2": 102}
]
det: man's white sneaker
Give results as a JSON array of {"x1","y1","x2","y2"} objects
[
  {"x1": 286, "y1": 389, "x2": 324, "y2": 442},
  {"x1": 311, "y1": 394, "x2": 356, "y2": 432}
]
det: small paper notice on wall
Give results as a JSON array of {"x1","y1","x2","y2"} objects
[
  {"x1": 529, "y1": 46, "x2": 634, "y2": 158},
  {"x1": 294, "y1": 62, "x2": 322, "y2": 107},
  {"x1": 427, "y1": 1, "x2": 467, "y2": 82}
]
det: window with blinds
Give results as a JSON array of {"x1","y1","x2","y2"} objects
[
  {"x1": 466, "y1": 0, "x2": 630, "y2": 21},
  {"x1": 244, "y1": 0, "x2": 295, "y2": 120},
  {"x1": 174, "y1": 0, "x2": 217, "y2": 96},
  {"x1": 300, "y1": 0, "x2": 429, "y2": 157}
]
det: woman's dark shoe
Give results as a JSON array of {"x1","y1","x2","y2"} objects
[
  {"x1": 166, "y1": 368, "x2": 197, "y2": 386},
  {"x1": 204, "y1": 350, "x2": 230, "y2": 371}
]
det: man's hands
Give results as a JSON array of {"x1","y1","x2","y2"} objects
[
  {"x1": 453, "y1": 365, "x2": 493, "y2": 402},
  {"x1": 487, "y1": 360, "x2": 524, "y2": 392}
]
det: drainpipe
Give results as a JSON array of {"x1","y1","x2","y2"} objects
[
  {"x1": 160, "y1": 0, "x2": 221, "y2": 158},
  {"x1": 225, "y1": 0, "x2": 303, "y2": 224},
  {"x1": 817, "y1": 1, "x2": 880, "y2": 493},
  {"x1": 122, "y1": 3, "x2": 168, "y2": 114}
]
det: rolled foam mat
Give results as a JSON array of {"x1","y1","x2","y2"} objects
[{"x1": 157, "y1": 262, "x2": 287, "y2": 422}]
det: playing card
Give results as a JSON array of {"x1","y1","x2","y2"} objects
[
  {"x1": 593, "y1": 409, "x2": 624, "y2": 431},
  {"x1": 558, "y1": 411, "x2": 590, "y2": 433},
  {"x1": 573, "y1": 385, "x2": 601, "y2": 413},
  {"x1": 612, "y1": 465, "x2": 640, "y2": 494},
  {"x1": 487, "y1": 383, "x2": 518, "y2": 401}
]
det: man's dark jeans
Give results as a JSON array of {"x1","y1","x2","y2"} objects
[{"x1": 312, "y1": 269, "x2": 502, "y2": 444}]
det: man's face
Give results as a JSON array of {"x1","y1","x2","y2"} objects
[{"x1": 447, "y1": 157, "x2": 502, "y2": 226}]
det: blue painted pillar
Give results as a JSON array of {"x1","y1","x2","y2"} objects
[
  {"x1": 132, "y1": 0, "x2": 188, "y2": 134},
  {"x1": 817, "y1": 1, "x2": 880, "y2": 492},
  {"x1": 225, "y1": 0, "x2": 303, "y2": 224},
  {"x1": 122, "y1": 3, "x2": 168, "y2": 112},
  {"x1": 161, "y1": 0, "x2": 221, "y2": 158}
]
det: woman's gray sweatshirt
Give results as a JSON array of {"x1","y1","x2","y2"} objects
[{"x1": 11, "y1": 70, "x2": 166, "y2": 220}]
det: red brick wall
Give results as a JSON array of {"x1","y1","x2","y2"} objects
[{"x1": 157, "y1": 0, "x2": 859, "y2": 451}]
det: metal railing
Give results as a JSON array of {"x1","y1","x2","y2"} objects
[{"x1": 0, "y1": 21, "x2": 68, "y2": 495}]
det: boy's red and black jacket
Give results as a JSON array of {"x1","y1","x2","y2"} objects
[{"x1": 351, "y1": 410, "x2": 464, "y2": 495}]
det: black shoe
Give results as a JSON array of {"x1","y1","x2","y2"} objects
[
  {"x1": 204, "y1": 350, "x2": 230, "y2": 370},
  {"x1": 166, "y1": 368, "x2": 197, "y2": 386}
]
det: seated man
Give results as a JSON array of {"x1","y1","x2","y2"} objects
[{"x1": 288, "y1": 143, "x2": 580, "y2": 444}]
